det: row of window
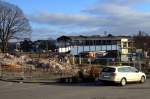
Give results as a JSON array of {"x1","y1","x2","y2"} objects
[{"x1": 71, "y1": 40, "x2": 119, "y2": 46}]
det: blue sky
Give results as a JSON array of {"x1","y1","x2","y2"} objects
[
  {"x1": 6, "y1": 0, "x2": 97, "y2": 14},
  {"x1": 4, "y1": 0, "x2": 150, "y2": 40}
]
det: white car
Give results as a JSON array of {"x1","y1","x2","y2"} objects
[{"x1": 99, "y1": 66, "x2": 146, "y2": 86}]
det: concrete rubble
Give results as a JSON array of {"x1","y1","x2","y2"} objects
[{"x1": 0, "y1": 53, "x2": 79, "y2": 76}]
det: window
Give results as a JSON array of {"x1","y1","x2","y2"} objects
[
  {"x1": 74, "y1": 40, "x2": 79, "y2": 45},
  {"x1": 123, "y1": 42, "x2": 127, "y2": 48},
  {"x1": 102, "y1": 67, "x2": 116, "y2": 73},
  {"x1": 118, "y1": 67, "x2": 130, "y2": 72},
  {"x1": 118, "y1": 68, "x2": 124, "y2": 72},
  {"x1": 130, "y1": 67, "x2": 138, "y2": 72}
]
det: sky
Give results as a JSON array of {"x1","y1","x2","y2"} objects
[{"x1": 3, "y1": 0, "x2": 150, "y2": 40}]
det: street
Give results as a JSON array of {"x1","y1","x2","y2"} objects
[{"x1": 0, "y1": 79, "x2": 150, "y2": 99}]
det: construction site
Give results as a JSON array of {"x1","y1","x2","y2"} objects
[
  {"x1": 0, "y1": 50, "x2": 149, "y2": 83},
  {"x1": 0, "y1": 52, "x2": 100, "y2": 82},
  {"x1": 0, "y1": 35, "x2": 150, "y2": 83}
]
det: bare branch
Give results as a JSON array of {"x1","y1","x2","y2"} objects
[{"x1": 0, "y1": 1, "x2": 32, "y2": 52}]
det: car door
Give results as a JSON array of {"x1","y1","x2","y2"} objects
[
  {"x1": 117, "y1": 67, "x2": 132, "y2": 82},
  {"x1": 129, "y1": 67, "x2": 140, "y2": 81},
  {"x1": 123, "y1": 67, "x2": 133, "y2": 82}
]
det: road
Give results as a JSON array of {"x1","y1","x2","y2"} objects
[{"x1": 0, "y1": 79, "x2": 150, "y2": 99}]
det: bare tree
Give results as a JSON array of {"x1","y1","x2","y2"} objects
[
  {"x1": 0, "y1": 1, "x2": 31, "y2": 52},
  {"x1": 133, "y1": 31, "x2": 150, "y2": 51}
]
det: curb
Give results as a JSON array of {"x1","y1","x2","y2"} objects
[{"x1": 0, "y1": 78, "x2": 58, "y2": 84}]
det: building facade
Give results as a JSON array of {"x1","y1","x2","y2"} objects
[{"x1": 57, "y1": 35, "x2": 133, "y2": 62}]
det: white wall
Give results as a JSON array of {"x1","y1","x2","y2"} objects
[{"x1": 59, "y1": 46, "x2": 71, "y2": 53}]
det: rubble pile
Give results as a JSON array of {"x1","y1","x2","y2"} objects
[
  {"x1": 0, "y1": 53, "x2": 32, "y2": 69},
  {"x1": 0, "y1": 53, "x2": 78, "y2": 75},
  {"x1": 34, "y1": 58, "x2": 78, "y2": 75}
]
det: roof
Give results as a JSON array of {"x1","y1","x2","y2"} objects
[
  {"x1": 57, "y1": 35, "x2": 131, "y2": 41},
  {"x1": 57, "y1": 36, "x2": 72, "y2": 41}
]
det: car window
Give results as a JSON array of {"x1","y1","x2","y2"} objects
[
  {"x1": 130, "y1": 67, "x2": 138, "y2": 72},
  {"x1": 118, "y1": 67, "x2": 130, "y2": 72},
  {"x1": 118, "y1": 68, "x2": 124, "y2": 72},
  {"x1": 102, "y1": 67, "x2": 116, "y2": 73}
]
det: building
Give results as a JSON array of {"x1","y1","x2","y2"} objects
[{"x1": 57, "y1": 35, "x2": 134, "y2": 62}]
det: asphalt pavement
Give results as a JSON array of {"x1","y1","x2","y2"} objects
[{"x1": 0, "y1": 79, "x2": 150, "y2": 99}]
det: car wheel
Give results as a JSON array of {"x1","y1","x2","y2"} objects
[
  {"x1": 120, "y1": 78, "x2": 126, "y2": 86},
  {"x1": 140, "y1": 76, "x2": 145, "y2": 83}
]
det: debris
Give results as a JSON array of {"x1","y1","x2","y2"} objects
[{"x1": 0, "y1": 53, "x2": 79, "y2": 76}]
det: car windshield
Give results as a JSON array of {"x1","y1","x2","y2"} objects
[{"x1": 102, "y1": 67, "x2": 115, "y2": 73}]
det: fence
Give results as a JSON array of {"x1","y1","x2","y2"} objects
[
  {"x1": 73, "y1": 57, "x2": 150, "y2": 74},
  {"x1": 0, "y1": 65, "x2": 74, "y2": 80},
  {"x1": 0, "y1": 52, "x2": 150, "y2": 81},
  {"x1": 0, "y1": 52, "x2": 76, "y2": 81}
]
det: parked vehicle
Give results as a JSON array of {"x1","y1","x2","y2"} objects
[{"x1": 99, "y1": 66, "x2": 146, "y2": 86}]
